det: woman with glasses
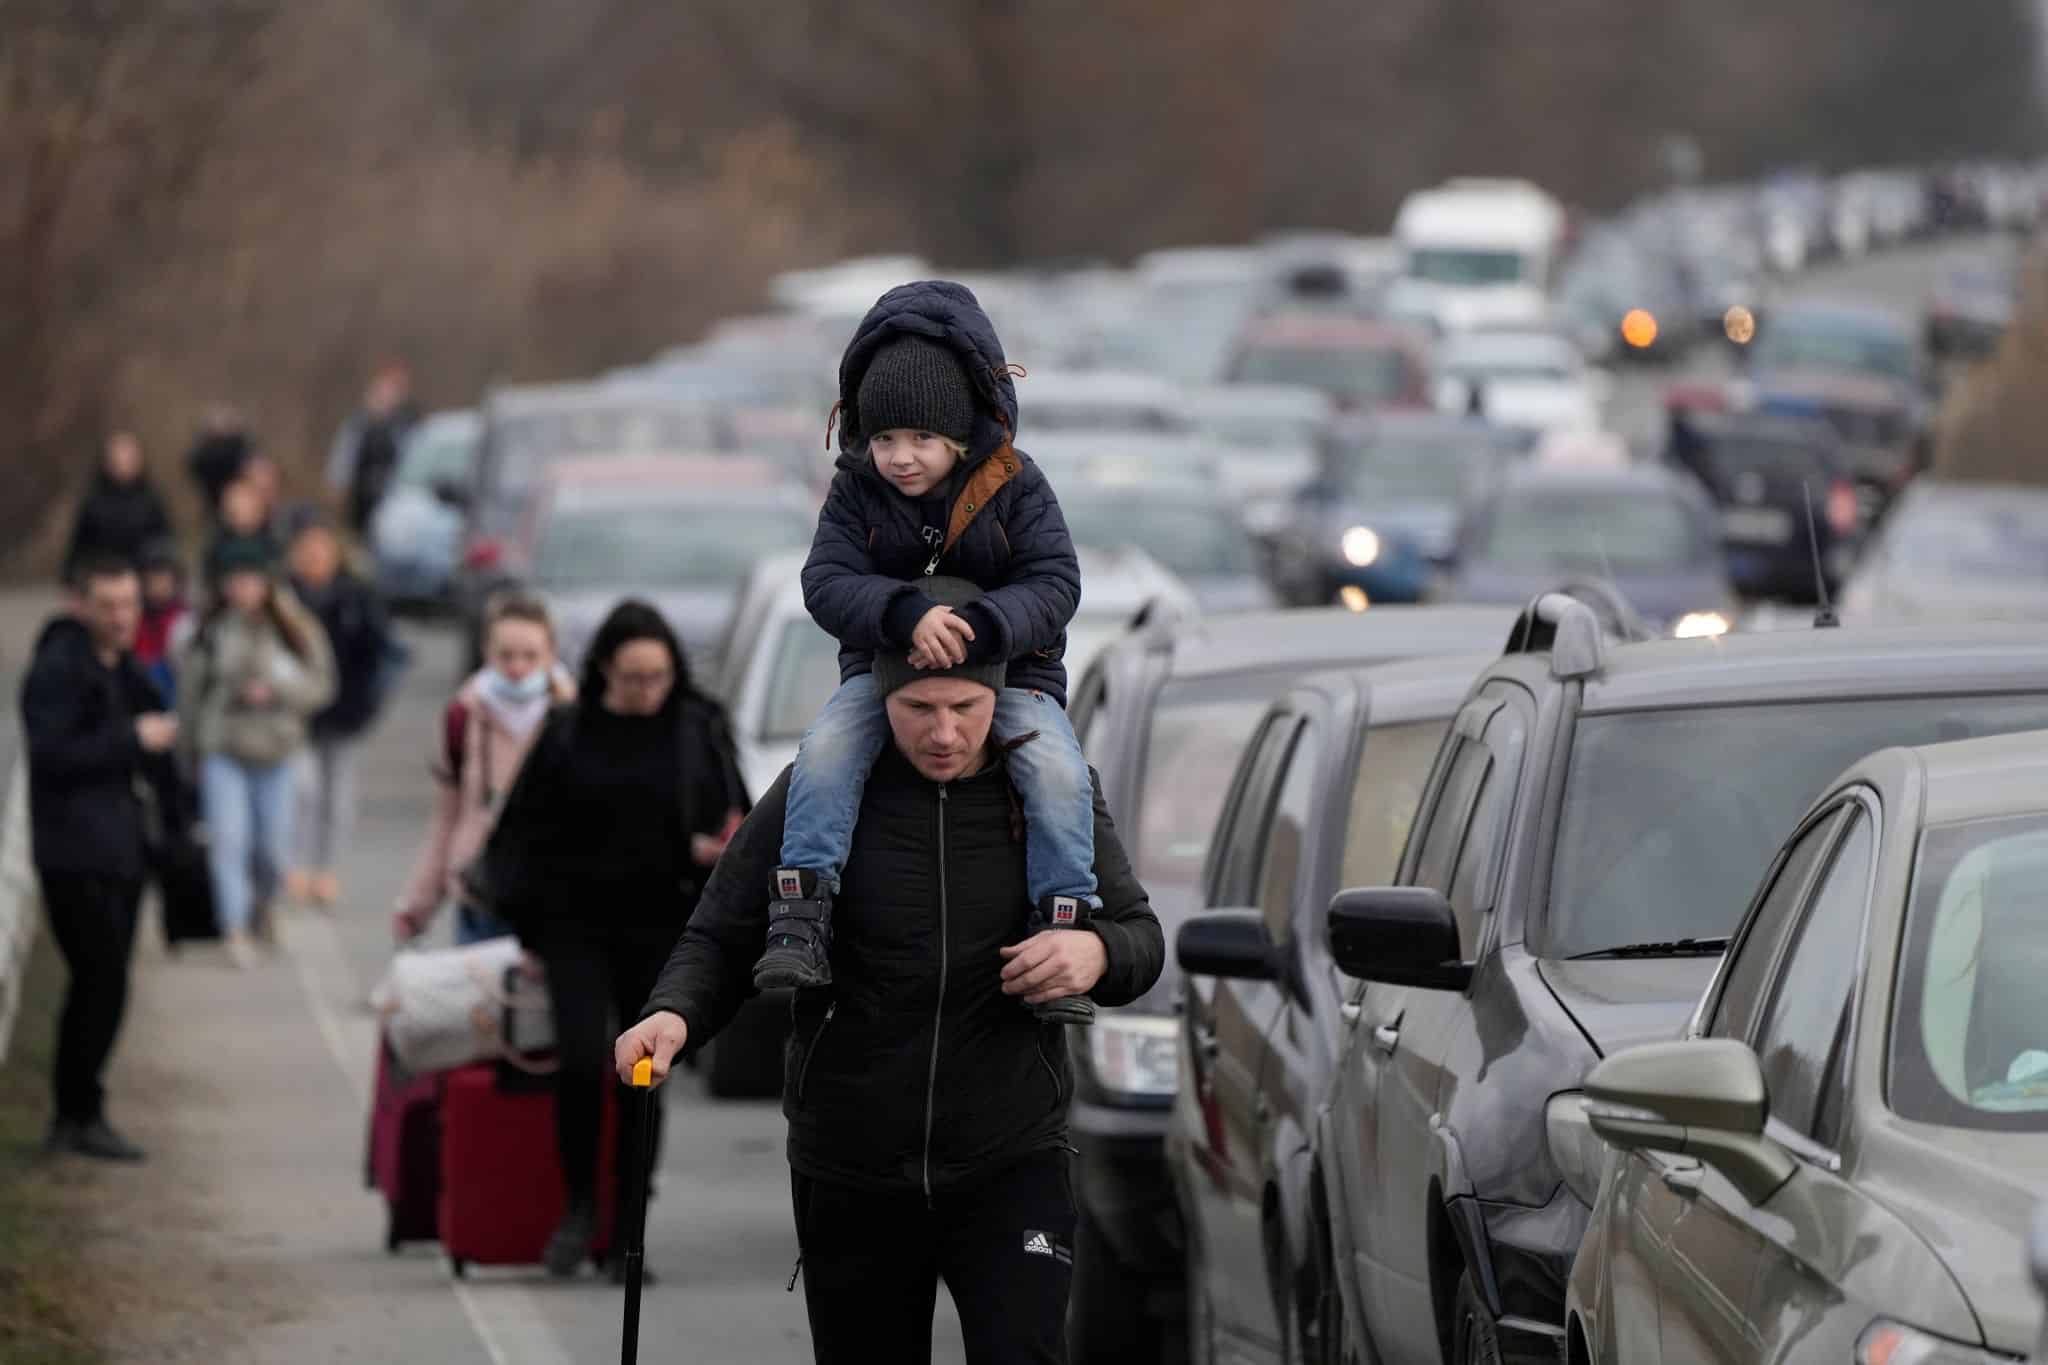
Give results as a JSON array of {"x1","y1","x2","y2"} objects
[{"x1": 479, "y1": 598, "x2": 748, "y2": 1278}]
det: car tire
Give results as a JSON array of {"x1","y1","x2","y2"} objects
[
  {"x1": 1298, "y1": 1206, "x2": 1355, "y2": 1365},
  {"x1": 1450, "y1": 1269, "x2": 1503, "y2": 1365},
  {"x1": 1073, "y1": 1204, "x2": 1159, "y2": 1365}
]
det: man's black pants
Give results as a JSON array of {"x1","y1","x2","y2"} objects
[
  {"x1": 793, "y1": 1149, "x2": 1076, "y2": 1365},
  {"x1": 40, "y1": 871, "x2": 144, "y2": 1125}
]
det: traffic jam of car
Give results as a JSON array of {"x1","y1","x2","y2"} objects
[{"x1": 362, "y1": 159, "x2": 2048, "y2": 1362}]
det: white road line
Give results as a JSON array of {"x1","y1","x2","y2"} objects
[{"x1": 280, "y1": 910, "x2": 578, "y2": 1365}]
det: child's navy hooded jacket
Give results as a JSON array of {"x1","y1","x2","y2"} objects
[{"x1": 800, "y1": 280, "x2": 1083, "y2": 705}]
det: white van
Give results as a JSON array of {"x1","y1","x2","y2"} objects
[{"x1": 1385, "y1": 178, "x2": 1566, "y2": 333}]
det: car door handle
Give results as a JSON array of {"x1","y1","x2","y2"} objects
[
  {"x1": 1372, "y1": 1025, "x2": 1401, "y2": 1054},
  {"x1": 1660, "y1": 1163, "x2": 1703, "y2": 1197},
  {"x1": 1340, "y1": 1002, "x2": 1362, "y2": 1025}
]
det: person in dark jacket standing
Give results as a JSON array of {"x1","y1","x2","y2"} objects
[
  {"x1": 21, "y1": 554, "x2": 185, "y2": 1161},
  {"x1": 324, "y1": 363, "x2": 419, "y2": 536},
  {"x1": 480, "y1": 599, "x2": 748, "y2": 1280},
  {"x1": 185, "y1": 404, "x2": 253, "y2": 520},
  {"x1": 62, "y1": 431, "x2": 172, "y2": 584},
  {"x1": 756, "y1": 282, "x2": 1100, "y2": 1030},
  {"x1": 616, "y1": 575, "x2": 1165, "y2": 1365},
  {"x1": 284, "y1": 506, "x2": 399, "y2": 907}
]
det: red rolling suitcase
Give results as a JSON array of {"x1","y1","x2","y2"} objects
[
  {"x1": 437, "y1": 1062, "x2": 620, "y2": 1276},
  {"x1": 367, "y1": 1040, "x2": 443, "y2": 1252}
]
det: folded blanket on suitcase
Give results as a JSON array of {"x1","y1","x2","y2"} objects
[{"x1": 370, "y1": 938, "x2": 554, "y2": 1073}]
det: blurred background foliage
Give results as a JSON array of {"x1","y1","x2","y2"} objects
[{"x1": 4, "y1": 0, "x2": 2043, "y2": 568}]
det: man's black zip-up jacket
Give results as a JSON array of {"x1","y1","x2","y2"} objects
[{"x1": 642, "y1": 744, "x2": 1163, "y2": 1195}]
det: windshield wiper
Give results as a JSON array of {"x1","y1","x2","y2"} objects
[{"x1": 1566, "y1": 936, "x2": 1730, "y2": 961}]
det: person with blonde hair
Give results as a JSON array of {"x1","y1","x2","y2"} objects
[
  {"x1": 392, "y1": 590, "x2": 574, "y2": 946},
  {"x1": 177, "y1": 538, "x2": 336, "y2": 967}
]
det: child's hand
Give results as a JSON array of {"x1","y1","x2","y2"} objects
[{"x1": 909, "y1": 606, "x2": 975, "y2": 669}]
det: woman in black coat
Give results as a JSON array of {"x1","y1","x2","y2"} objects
[
  {"x1": 64, "y1": 432, "x2": 172, "y2": 585},
  {"x1": 480, "y1": 599, "x2": 748, "y2": 1279}
]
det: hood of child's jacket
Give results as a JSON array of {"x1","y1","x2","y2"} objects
[{"x1": 836, "y1": 280, "x2": 1019, "y2": 472}]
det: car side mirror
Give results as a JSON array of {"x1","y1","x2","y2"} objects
[
  {"x1": 1584, "y1": 1039, "x2": 1795, "y2": 1206},
  {"x1": 1326, "y1": 887, "x2": 1471, "y2": 992},
  {"x1": 1176, "y1": 910, "x2": 1278, "y2": 982}
]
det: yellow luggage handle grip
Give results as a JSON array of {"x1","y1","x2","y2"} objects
[{"x1": 631, "y1": 1058, "x2": 654, "y2": 1088}]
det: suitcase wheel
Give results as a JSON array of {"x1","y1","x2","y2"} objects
[
  {"x1": 385, "y1": 1215, "x2": 401, "y2": 1255},
  {"x1": 450, "y1": 1257, "x2": 468, "y2": 1279}
]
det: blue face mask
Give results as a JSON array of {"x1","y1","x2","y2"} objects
[{"x1": 482, "y1": 667, "x2": 549, "y2": 705}]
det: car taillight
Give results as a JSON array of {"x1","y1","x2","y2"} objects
[
  {"x1": 463, "y1": 537, "x2": 504, "y2": 571},
  {"x1": 1825, "y1": 480, "x2": 1860, "y2": 536}
]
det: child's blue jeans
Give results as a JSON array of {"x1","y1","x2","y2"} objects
[{"x1": 780, "y1": 673, "x2": 1099, "y2": 905}]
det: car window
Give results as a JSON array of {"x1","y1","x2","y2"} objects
[
  {"x1": 1708, "y1": 810, "x2": 1843, "y2": 1041},
  {"x1": 1541, "y1": 694, "x2": 2048, "y2": 959},
  {"x1": 760, "y1": 621, "x2": 843, "y2": 740},
  {"x1": 1480, "y1": 488, "x2": 1706, "y2": 570},
  {"x1": 1206, "y1": 713, "x2": 1288, "y2": 907},
  {"x1": 532, "y1": 498, "x2": 813, "y2": 588},
  {"x1": 1152, "y1": 682, "x2": 1296, "y2": 909},
  {"x1": 1411, "y1": 738, "x2": 1492, "y2": 953},
  {"x1": 1750, "y1": 812, "x2": 1873, "y2": 1143},
  {"x1": 1255, "y1": 725, "x2": 1319, "y2": 941},
  {"x1": 1338, "y1": 720, "x2": 1451, "y2": 891},
  {"x1": 1890, "y1": 814, "x2": 2048, "y2": 1132}
]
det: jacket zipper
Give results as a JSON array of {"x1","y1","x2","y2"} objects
[
  {"x1": 1035, "y1": 1037, "x2": 1062, "y2": 1104},
  {"x1": 796, "y1": 1003, "x2": 835, "y2": 1104},
  {"x1": 922, "y1": 785, "x2": 949, "y2": 1205}
]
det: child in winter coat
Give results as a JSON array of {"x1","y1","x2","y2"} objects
[{"x1": 755, "y1": 280, "x2": 1100, "y2": 1024}]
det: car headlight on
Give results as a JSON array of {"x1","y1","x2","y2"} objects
[
  {"x1": 1085, "y1": 1014, "x2": 1180, "y2": 1102},
  {"x1": 1672, "y1": 610, "x2": 1731, "y2": 640},
  {"x1": 1544, "y1": 1092, "x2": 1611, "y2": 1207},
  {"x1": 1855, "y1": 1319, "x2": 2012, "y2": 1364},
  {"x1": 1340, "y1": 526, "x2": 1381, "y2": 567}
]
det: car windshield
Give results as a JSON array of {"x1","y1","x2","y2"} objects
[
  {"x1": 1133, "y1": 675, "x2": 1298, "y2": 907},
  {"x1": 1540, "y1": 695, "x2": 2048, "y2": 959},
  {"x1": 1234, "y1": 344, "x2": 1415, "y2": 405},
  {"x1": 1032, "y1": 401, "x2": 1185, "y2": 434},
  {"x1": 396, "y1": 424, "x2": 478, "y2": 490},
  {"x1": 533, "y1": 498, "x2": 812, "y2": 588},
  {"x1": 1409, "y1": 248, "x2": 1527, "y2": 286},
  {"x1": 760, "y1": 619, "x2": 843, "y2": 740},
  {"x1": 1692, "y1": 436, "x2": 1835, "y2": 486},
  {"x1": 1887, "y1": 494, "x2": 2048, "y2": 580},
  {"x1": 492, "y1": 403, "x2": 725, "y2": 490},
  {"x1": 1480, "y1": 488, "x2": 1703, "y2": 568},
  {"x1": 1442, "y1": 339, "x2": 1577, "y2": 383},
  {"x1": 1752, "y1": 320, "x2": 1916, "y2": 384},
  {"x1": 1891, "y1": 813, "x2": 2048, "y2": 1132},
  {"x1": 1198, "y1": 412, "x2": 1325, "y2": 453},
  {"x1": 1062, "y1": 492, "x2": 1255, "y2": 576},
  {"x1": 1327, "y1": 434, "x2": 1492, "y2": 502}
]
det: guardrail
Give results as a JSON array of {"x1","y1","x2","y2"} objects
[{"x1": 0, "y1": 760, "x2": 38, "y2": 1067}]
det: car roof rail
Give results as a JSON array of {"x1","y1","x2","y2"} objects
[{"x1": 1503, "y1": 592, "x2": 1606, "y2": 679}]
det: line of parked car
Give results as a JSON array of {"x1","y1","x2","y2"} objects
[{"x1": 1070, "y1": 590, "x2": 2048, "y2": 1363}]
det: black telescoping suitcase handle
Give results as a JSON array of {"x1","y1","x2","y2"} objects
[{"x1": 619, "y1": 1058, "x2": 657, "y2": 1364}]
